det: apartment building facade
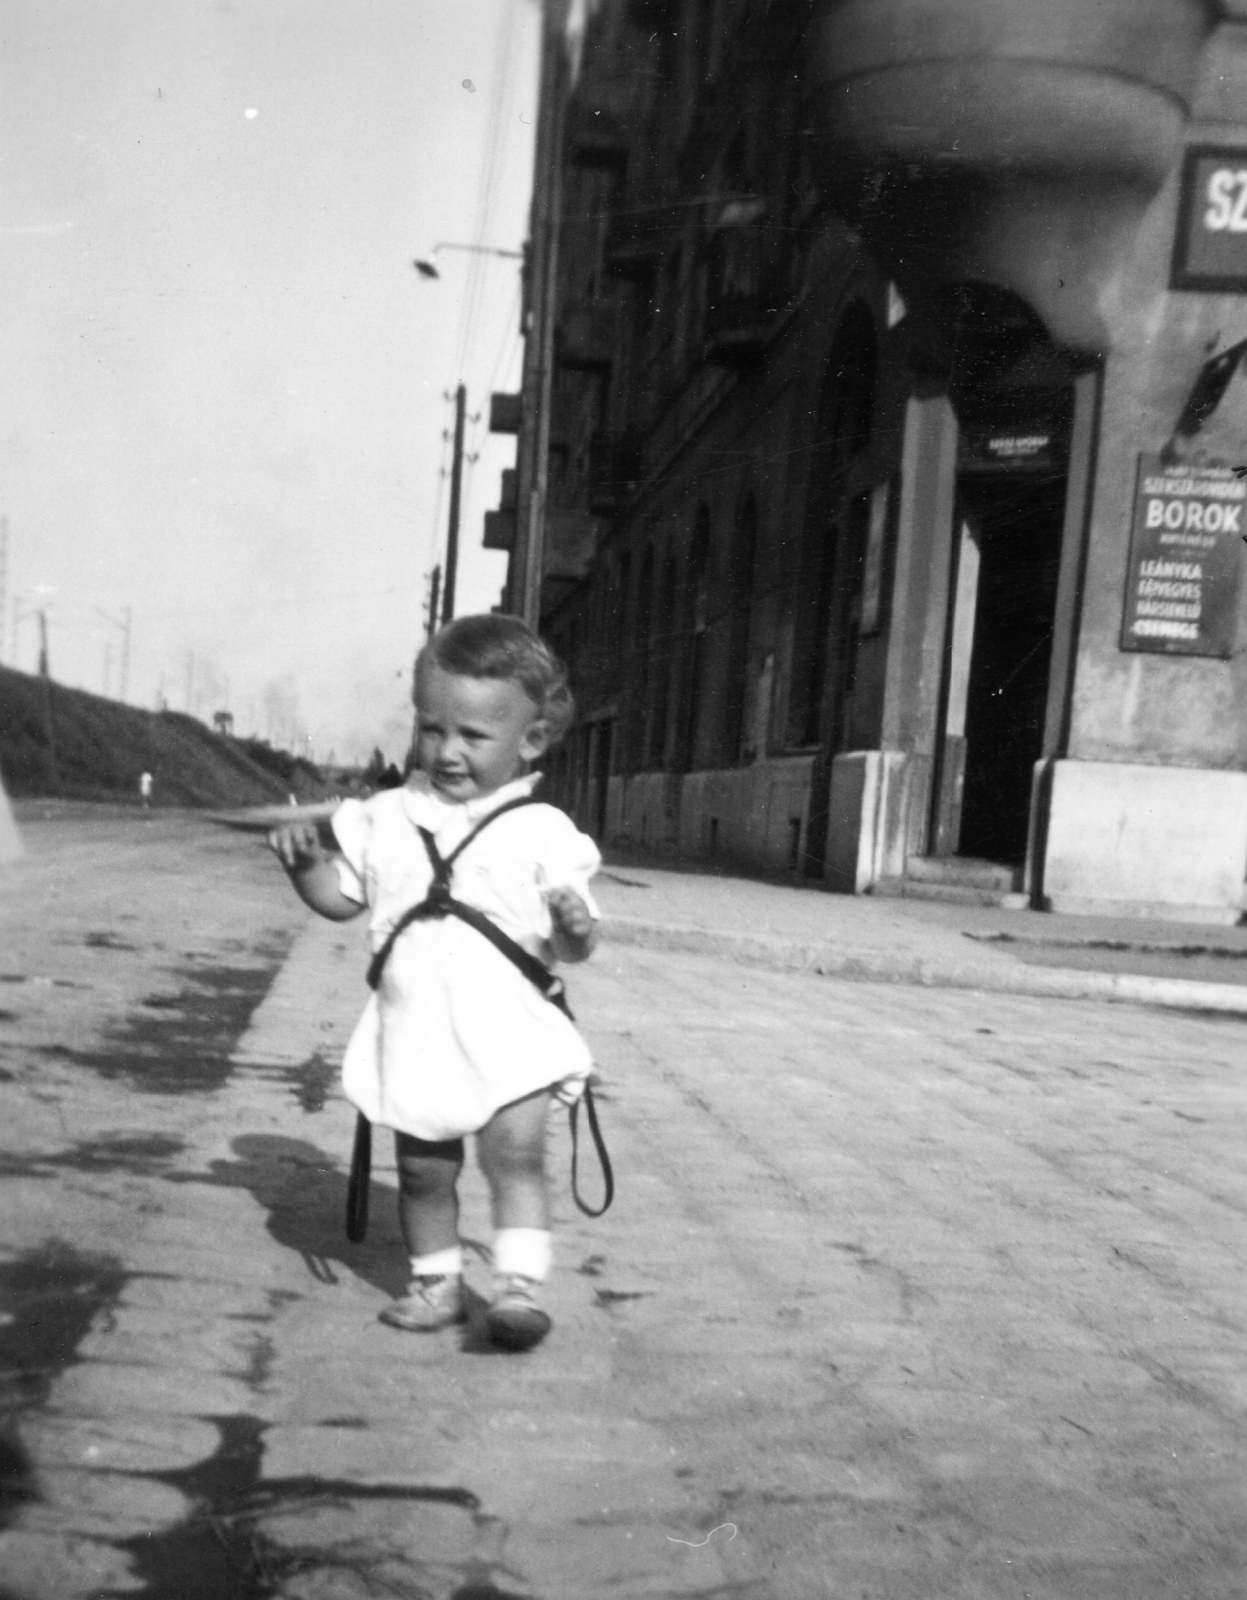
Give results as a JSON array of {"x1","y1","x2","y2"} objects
[{"x1": 491, "y1": 0, "x2": 1247, "y2": 922}]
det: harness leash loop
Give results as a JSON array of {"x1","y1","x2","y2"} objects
[
  {"x1": 570, "y1": 1081, "x2": 614, "y2": 1217},
  {"x1": 348, "y1": 793, "x2": 614, "y2": 1239}
]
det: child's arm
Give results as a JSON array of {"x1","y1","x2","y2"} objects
[
  {"x1": 268, "y1": 824, "x2": 363, "y2": 922},
  {"x1": 546, "y1": 885, "x2": 599, "y2": 963}
]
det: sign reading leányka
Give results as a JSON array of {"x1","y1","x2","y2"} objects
[{"x1": 1121, "y1": 455, "x2": 1243, "y2": 658}]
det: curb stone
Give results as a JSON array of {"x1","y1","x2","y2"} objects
[{"x1": 602, "y1": 915, "x2": 1247, "y2": 1015}]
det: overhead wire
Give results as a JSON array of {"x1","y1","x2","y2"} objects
[
  {"x1": 451, "y1": 0, "x2": 518, "y2": 387},
  {"x1": 443, "y1": 0, "x2": 527, "y2": 584}
]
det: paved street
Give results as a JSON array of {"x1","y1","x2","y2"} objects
[{"x1": 1, "y1": 804, "x2": 1244, "y2": 1599}]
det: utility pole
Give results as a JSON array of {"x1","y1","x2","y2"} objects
[
  {"x1": 33, "y1": 593, "x2": 56, "y2": 785},
  {"x1": 119, "y1": 606, "x2": 131, "y2": 702},
  {"x1": 442, "y1": 383, "x2": 466, "y2": 625},
  {"x1": 0, "y1": 518, "x2": 8, "y2": 665},
  {"x1": 511, "y1": 0, "x2": 570, "y2": 626},
  {"x1": 96, "y1": 606, "x2": 132, "y2": 701},
  {"x1": 427, "y1": 564, "x2": 442, "y2": 642}
]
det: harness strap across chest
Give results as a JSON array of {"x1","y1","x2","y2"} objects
[{"x1": 364, "y1": 796, "x2": 565, "y2": 1011}]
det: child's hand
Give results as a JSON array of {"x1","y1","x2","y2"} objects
[
  {"x1": 547, "y1": 886, "x2": 593, "y2": 939},
  {"x1": 546, "y1": 885, "x2": 598, "y2": 961},
  {"x1": 268, "y1": 823, "x2": 323, "y2": 874}
]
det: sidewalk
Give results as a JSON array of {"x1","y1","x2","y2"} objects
[
  {"x1": 201, "y1": 802, "x2": 1247, "y2": 1014},
  {"x1": 592, "y1": 856, "x2": 1247, "y2": 1013}
]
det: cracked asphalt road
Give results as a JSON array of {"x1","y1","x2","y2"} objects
[{"x1": 0, "y1": 802, "x2": 1244, "y2": 1599}]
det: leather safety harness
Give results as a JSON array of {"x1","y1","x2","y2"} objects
[{"x1": 345, "y1": 795, "x2": 613, "y2": 1242}]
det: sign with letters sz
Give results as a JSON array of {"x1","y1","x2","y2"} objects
[
  {"x1": 1173, "y1": 146, "x2": 1247, "y2": 290},
  {"x1": 1121, "y1": 455, "x2": 1243, "y2": 658}
]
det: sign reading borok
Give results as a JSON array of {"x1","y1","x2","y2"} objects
[{"x1": 1121, "y1": 455, "x2": 1244, "y2": 658}]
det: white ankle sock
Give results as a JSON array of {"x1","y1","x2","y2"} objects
[
  {"x1": 410, "y1": 1245, "x2": 462, "y2": 1279},
  {"x1": 492, "y1": 1227, "x2": 552, "y2": 1282}
]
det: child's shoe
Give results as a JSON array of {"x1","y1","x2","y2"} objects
[
  {"x1": 485, "y1": 1274, "x2": 551, "y2": 1351},
  {"x1": 379, "y1": 1274, "x2": 465, "y2": 1332}
]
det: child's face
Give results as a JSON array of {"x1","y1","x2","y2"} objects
[{"x1": 414, "y1": 662, "x2": 549, "y2": 802}]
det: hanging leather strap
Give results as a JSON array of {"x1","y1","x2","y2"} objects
[
  {"x1": 345, "y1": 1109, "x2": 372, "y2": 1244},
  {"x1": 569, "y1": 1079, "x2": 614, "y2": 1217}
]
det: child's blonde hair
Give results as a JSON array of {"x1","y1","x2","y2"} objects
[{"x1": 416, "y1": 614, "x2": 575, "y2": 743}]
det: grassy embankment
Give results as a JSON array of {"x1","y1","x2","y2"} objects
[{"x1": 0, "y1": 665, "x2": 326, "y2": 807}]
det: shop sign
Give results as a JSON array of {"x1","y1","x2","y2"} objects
[
  {"x1": 959, "y1": 423, "x2": 1057, "y2": 473},
  {"x1": 1172, "y1": 146, "x2": 1247, "y2": 291},
  {"x1": 1121, "y1": 455, "x2": 1244, "y2": 658}
]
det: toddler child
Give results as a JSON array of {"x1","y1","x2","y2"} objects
[{"x1": 269, "y1": 614, "x2": 600, "y2": 1351}]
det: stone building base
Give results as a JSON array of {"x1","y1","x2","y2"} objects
[
  {"x1": 607, "y1": 756, "x2": 817, "y2": 874},
  {"x1": 1034, "y1": 759, "x2": 1247, "y2": 925}
]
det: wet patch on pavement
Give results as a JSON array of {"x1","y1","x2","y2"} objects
[
  {"x1": 0, "y1": 1131, "x2": 185, "y2": 1181},
  {"x1": 107, "y1": 1412, "x2": 485, "y2": 1600},
  {"x1": 272, "y1": 1050, "x2": 338, "y2": 1114},
  {"x1": 0, "y1": 974, "x2": 83, "y2": 989},
  {"x1": 450, "y1": 1584, "x2": 532, "y2": 1600},
  {"x1": 34, "y1": 934, "x2": 293, "y2": 1095},
  {"x1": 594, "y1": 1288, "x2": 649, "y2": 1308},
  {"x1": 82, "y1": 931, "x2": 140, "y2": 952},
  {"x1": 0, "y1": 1239, "x2": 129, "y2": 1528}
]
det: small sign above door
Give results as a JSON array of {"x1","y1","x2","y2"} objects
[
  {"x1": 1121, "y1": 454, "x2": 1244, "y2": 658},
  {"x1": 958, "y1": 424, "x2": 1058, "y2": 473}
]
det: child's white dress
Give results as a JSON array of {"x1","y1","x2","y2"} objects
[{"x1": 331, "y1": 772, "x2": 600, "y2": 1142}]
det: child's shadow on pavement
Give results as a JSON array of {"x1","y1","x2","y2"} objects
[{"x1": 167, "y1": 1133, "x2": 407, "y2": 1297}]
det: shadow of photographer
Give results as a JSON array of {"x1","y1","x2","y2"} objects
[{"x1": 167, "y1": 1132, "x2": 408, "y2": 1297}]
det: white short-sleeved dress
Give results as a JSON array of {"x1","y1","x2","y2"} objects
[{"x1": 332, "y1": 771, "x2": 601, "y2": 1142}]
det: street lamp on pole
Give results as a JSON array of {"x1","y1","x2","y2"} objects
[{"x1": 413, "y1": 242, "x2": 524, "y2": 280}]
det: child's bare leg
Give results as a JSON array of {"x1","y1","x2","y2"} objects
[
  {"x1": 394, "y1": 1132, "x2": 464, "y2": 1258},
  {"x1": 381, "y1": 1132, "x2": 467, "y2": 1332},
  {"x1": 477, "y1": 1089, "x2": 551, "y2": 1231},
  {"x1": 477, "y1": 1090, "x2": 554, "y2": 1350}
]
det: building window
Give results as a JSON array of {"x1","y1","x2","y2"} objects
[
  {"x1": 787, "y1": 303, "x2": 878, "y2": 747},
  {"x1": 633, "y1": 545, "x2": 655, "y2": 771},
  {"x1": 723, "y1": 494, "x2": 758, "y2": 764},
  {"x1": 683, "y1": 507, "x2": 711, "y2": 769},
  {"x1": 649, "y1": 552, "x2": 679, "y2": 766}
]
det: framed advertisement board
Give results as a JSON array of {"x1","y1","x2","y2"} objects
[{"x1": 1120, "y1": 455, "x2": 1244, "y2": 658}]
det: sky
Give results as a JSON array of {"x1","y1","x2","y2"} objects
[{"x1": 0, "y1": 0, "x2": 540, "y2": 765}]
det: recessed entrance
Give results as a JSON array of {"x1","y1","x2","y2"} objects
[
  {"x1": 924, "y1": 285, "x2": 1079, "y2": 875},
  {"x1": 939, "y1": 474, "x2": 1066, "y2": 864}
]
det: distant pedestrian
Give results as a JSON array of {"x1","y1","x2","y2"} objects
[
  {"x1": 268, "y1": 614, "x2": 600, "y2": 1351},
  {"x1": 138, "y1": 771, "x2": 152, "y2": 809}
]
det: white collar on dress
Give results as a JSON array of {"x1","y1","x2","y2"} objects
[{"x1": 399, "y1": 769, "x2": 542, "y2": 832}]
